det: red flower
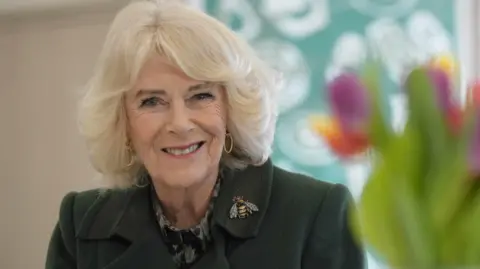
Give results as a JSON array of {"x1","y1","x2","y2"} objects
[
  {"x1": 467, "y1": 81, "x2": 480, "y2": 108},
  {"x1": 446, "y1": 105, "x2": 463, "y2": 135}
]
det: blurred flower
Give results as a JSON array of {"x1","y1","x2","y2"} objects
[
  {"x1": 427, "y1": 67, "x2": 453, "y2": 111},
  {"x1": 428, "y1": 52, "x2": 457, "y2": 78},
  {"x1": 327, "y1": 72, "x2": 370, "y2": 134},
  {"x1": 318, "y1": 59, "x2": 480, "y2": 268},
  {"x1": 467, "y1": 81, "x2": 480, "y2": 108},
  {"x1": 425, "y1": 66, "x2": 462, "y2": 133},
  {"x1": 309, "y1": 114, "x2": 369, "y2": 158},
  {"x1": 446, "y1": 105, "x2": 463, "y2": 134}
]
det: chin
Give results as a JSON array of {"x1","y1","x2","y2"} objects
[{"x1": 146, "y1": 144, "x2": 220, "y2": 188}]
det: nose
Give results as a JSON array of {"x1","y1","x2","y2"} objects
[{"x1": 166, "y1": 100, "x2": 195, "y2": 135}]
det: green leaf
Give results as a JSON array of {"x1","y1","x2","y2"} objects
[
  {"x1": 354, "y1": 64, "x2": 480, "y2": 267},
  {"x1": 428, "y1": 107, "x2": 476, "y2": 264},
  {"x1": 361, "y1": 62, "x2": 393, "y2": 153},
  {"x1": 388, "y1": 127, "x2": 436, "y2": 267},
  {"x1": 427, "y1": 141, "x2": 469, "y2": 242},
  {"x1": 463, "y1": 191, "x2": 480, "y2": 264},
  {"x1": 437, "y1": 220, "x2": 467, "y2": 265},
  {"x1": 354, "y1": 158, "x2": 409, "y2": 265},
  {"x1": 354, "y1": 124, "x2": 436, "y2": 267},
  {"x1": 439, "y1": 182, "x2": 480, "y2": 265},
  {"x1": 403, "y1": 68, "x2": 450, "y2": 187}
]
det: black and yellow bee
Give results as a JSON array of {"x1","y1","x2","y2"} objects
[{"x1": 229, "y1": 196, "x2": 259, "y2": 219}]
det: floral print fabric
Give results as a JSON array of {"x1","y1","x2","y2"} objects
[{"x1": 151, "y1": 179, "x2": 221, "y2": 268}]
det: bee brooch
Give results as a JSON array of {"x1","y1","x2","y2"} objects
[{"x1": 229, "y1": 196, "x2": 259, "y2": 219}]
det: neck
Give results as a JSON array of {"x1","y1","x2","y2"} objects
[{"x1": 151, "y1": 169, "x2": 219, "y2": 229}]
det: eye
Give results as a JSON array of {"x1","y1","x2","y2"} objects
[
  {"x1": 139, "y1": 96, "x2": 163, "y2": 107},
  {"x1": 191, "y1": 93, "x2": 215, "y2": 101}
]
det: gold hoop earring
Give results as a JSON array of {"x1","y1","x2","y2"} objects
[
  {"x1": 126, "y1": 141, "x2": 135, "y2": 167},
  {"x1": 224, "y1": 133, "x2": 233, "y2": 154},
  {"x1": 126, "y1": 155, "x2": 135, "y2": 167}
]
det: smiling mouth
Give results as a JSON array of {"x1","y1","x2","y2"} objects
[{"x1": 162, "y1": 142, "x2": 205, "y2": 156}]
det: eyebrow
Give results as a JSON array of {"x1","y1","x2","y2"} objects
[{"x1": 135, "y1": 82, "x2": 215, "y2": 97}]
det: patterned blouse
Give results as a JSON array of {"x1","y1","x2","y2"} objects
[{"x1": 150, "y1": 179, "x2": 221, "y2": 269}]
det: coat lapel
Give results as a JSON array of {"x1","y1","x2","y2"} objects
[
  {"x1": 75, "y1": 159, "x2": 274, "y2": 269},
  {"x1": 213, "y1": 159, "x2": 273, "y2": 239},
  {"x1": 188, "y1": 227, "x2": 229, "y2": 269},
  {"x1": 106, "y1": 187, "x2": 178, "y2": 269},
  {"x1": 102, "y1": 239, "x2": 175, "y2": 269},
  {"x1": 77, "y1": 186, "x2": 177, "y2": 269},
  {"x1": 189, "y1": 159, "x2": 273, "y2": 269}
]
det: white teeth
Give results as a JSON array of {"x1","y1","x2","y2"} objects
[{"x1": 165, "y1": 144, "x2": 200, "y2": 156}]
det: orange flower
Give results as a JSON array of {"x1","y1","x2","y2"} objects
[{"x1": 309, "y1": 115, "x2": 370, "y2": 158}]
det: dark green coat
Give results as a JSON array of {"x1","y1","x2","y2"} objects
[{"x1": 45, "y1": 159, "x2": 365, "y2": 269}]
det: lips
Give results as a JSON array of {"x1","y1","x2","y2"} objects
[{"x1": 162, "y1": 141, "x2": 205, "y2": 156}]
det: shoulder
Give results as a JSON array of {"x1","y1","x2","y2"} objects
[
  {"x1": 46, "y1": 188, "x2": 136, "y2": 267},
  {"x1": 270, "y1": 165, "x2": 352, "y2": 211},
  {"x1": 57, "y1": 188, "x2": 134, "y2": 237},
  {"x1": 270, "y1": 166, "x2": 365, "y2": 268},
  {"x1": 267, "y1": 165, "x2": 355, "y2": 238}
]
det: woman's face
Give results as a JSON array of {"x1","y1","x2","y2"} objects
[{"x1": 125, "y1": 55, "x2": 228, "y2": 188}]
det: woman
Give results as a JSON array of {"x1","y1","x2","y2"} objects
[{"x1": 46, "y1": 1, "x2": 365, "y2": 268}]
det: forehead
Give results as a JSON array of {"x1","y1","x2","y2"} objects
[
  {"x1": 134, "y1": 55, "x2": 198, "y2": 87},
  {"x1": 130, "y1": 55, "x2": 224, "y2": 99}
]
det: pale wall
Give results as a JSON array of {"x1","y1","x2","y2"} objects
[{"x1": 0, "y1": 8, "x2": 116, "y2": 269}]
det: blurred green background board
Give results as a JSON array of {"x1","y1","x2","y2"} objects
[{"x1": 204, "y1": 0, "x2": 455, "y2": 187}]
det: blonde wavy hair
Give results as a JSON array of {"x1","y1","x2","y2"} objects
[{"x1": 78, "y1": 0, "x2": 282, "y2": 188}]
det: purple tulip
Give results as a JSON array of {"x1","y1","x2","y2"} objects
[
  {"x1": 427, "y1": 67, "x2": 454, "y2": 111},
  {"x1": 327, "y1": 72, "x2": 370, "y2": 133},
  {"x1": 469, "y1": 109, "x2": 480, "y2": 174}
]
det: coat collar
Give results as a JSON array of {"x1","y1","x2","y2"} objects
[
  {"x1": 76, "y1": 159, "x2": 273, "y2": 242},
  {"x1": 212, "y1": 159, "x2": 272, "y2": 239}
]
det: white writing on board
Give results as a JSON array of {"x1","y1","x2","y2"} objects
[
  {"x1": 350, "y1": 0, "x2": 419, "y2": 18},
  {"x1": 366, "y1": 18, "x2": 419, "y2": 84},
  {"x1": 218, "y1": 0, "x2": 262, "y2": 41},
  {"x1": 253, "y1": 39, "x2": 311, "y2": 115},
  {"x1": 390, "y1": 93, "x2": 408, "y2": 133},
  {"x1": 325, "y1": 10, "x2": 452, "y2": 84},
  {"x1": 406, "y1": 10, "x2": 452, "y2": 62},
  {"x1": 259, "y1": 0, "x2": 331, "y2": 39},
  {"x1": 276, "y1": 110, "x2": 337, "y2": 167},
  {"x1": 325, "y1": 32, "x2": 367, "y2": 83},
  {"x1": 217, "y1": 0, "x2": 331, "y2": 41}
]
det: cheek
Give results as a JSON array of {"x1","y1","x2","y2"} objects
[
  {"x1": 198, "y1": 103, "x2": 227, "y2": 142},
  {"x1": 209, "y1": 104, "x2": 228, "y2": 156},
  {"x1": 127, "y1": 110, "x2": 163, "y2": 147},
  {"x1": 213, "y1": 103, "x2": 228, "y2": 127}
]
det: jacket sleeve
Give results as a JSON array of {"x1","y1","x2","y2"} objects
[
  {"x1": 302, "y1": 184, "x2": 366, "y2": 269},
  {"x1": 45, "y1": 192, "x2": 78, "y2": 269}
]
